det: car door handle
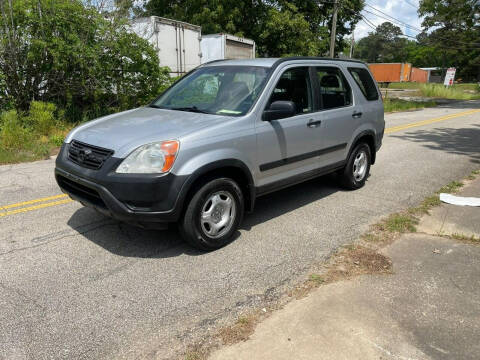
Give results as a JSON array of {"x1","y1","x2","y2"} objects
[
  {"x1": 352, "y1": 112, "x2": 363, "y2": 119},
  {"x1": 307, "y1": 119, "x2": 322, "y2": 128}
]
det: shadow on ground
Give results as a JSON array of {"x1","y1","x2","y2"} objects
[
  {"x1": 392, "y1": 124, "x2": 480, "y2": 164},
  {"x1": 67, "y1": 173, "x2": 348, "y2": 258}
]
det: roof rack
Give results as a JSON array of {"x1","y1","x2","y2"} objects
[
  {"x1": 271, "y1": 56, "x2": 366, "y2": 68},
  {"x1": 200, "y1": 56, "x2": 366, "y2": 69}
]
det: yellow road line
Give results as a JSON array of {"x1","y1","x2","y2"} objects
[
  {"x1": 0, "y1": 199, "x2": 73, "y2": 217},
  {"x1": 0, "y1": 193, "x2": 68, "y2": 211},
  {"x1": 386, "y1": 109, "x2": 480, "y2": 134}
]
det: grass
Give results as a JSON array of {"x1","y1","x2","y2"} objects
[
  {"x1": 386, "y1": 82, "x2": 480, "y2": 100},
  {"x1": 388, "y1": 82, "x2": 424, "y2": 90},
  {"x1": 383, "y1": 98, "x2": 437, "y2": 113},
  {"x1": 309, "y1": 274, "x2": 325, "y2": 284},
  {"x1": 419, "y1": 83, "x2": 480, "y2": 100},
  {"x1": 383, "y1": 213, "x2": 419, "y2": 233},
  {"x1": 438, "y1": 180, "x2": 464, "y2": 193},
  {"x1": 451, "y1": 233, "x2": 480, "y2": 243},
  {"x1": 364, "y1": 179, "x2": 469, "y2": 244}
]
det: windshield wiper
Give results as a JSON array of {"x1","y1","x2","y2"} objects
[
  {"x1": 148, "y1": 104, "x2": 164, "y2": 109},
  {"x1": 171, "y1": 106, "x2": 210, "y2": 114}
]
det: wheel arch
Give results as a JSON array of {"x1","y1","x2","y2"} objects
[
  {"x1": 178, "y1": 159, "x2": 256, "y2": 215},
  {"x1": 349, "y1": 130, "x2": 377, "y2": 165}
]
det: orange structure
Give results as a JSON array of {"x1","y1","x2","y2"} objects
[
  {"x1": 368, "y1": 63, "x2": 411, "y2": 83},
  {"x1": 368, "y1": 63, "x2": 428, "y2": 84},
  {"x1": 410, "y1": 67, "x2": 428, "y2": 83}
]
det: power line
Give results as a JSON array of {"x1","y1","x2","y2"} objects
[
  {"x1": 404, "y1": 0, "x2": 419, "y2": 10},
  {"x1": 364, "y1": 4, "x2": 423, "y2": 32},
  {"x1": 332, "y1": 1, "x2": 480, "y2": 51},
  {"x1": 362, "y1": 8, "x2": 480, "y2": 47},
  {"x1": 361, "y1": 15, "x2": 480, "y2": 50}
]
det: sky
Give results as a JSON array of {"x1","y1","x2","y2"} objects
[{"x1": 355, "y1": 0, "x2": 424, "y2": 39}]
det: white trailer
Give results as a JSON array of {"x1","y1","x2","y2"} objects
[
  {"x1": 201, "y1": 34, "x2": 255, "y2": 64},
  {"x1": 131, "y1": 16, "x2": 202, "y2": 76}
]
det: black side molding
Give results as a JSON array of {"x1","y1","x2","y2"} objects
[
  {"x1": 259, "y1": 143, "x2": 347, "y2": 172},
  {"x1": 256, "y1": 160, "x2": 346, "y2": 197}
]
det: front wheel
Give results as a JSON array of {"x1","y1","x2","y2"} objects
[
  {"x1": 339, "y1": 143, "x2": 371, "y2": 190},
  {"x1": 179, "y1": 178, "x2": 244, "y2": 251}
]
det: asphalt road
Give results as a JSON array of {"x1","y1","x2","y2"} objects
[{"x1": 1, "y1": 101, "x2": 480, "y2": 360}]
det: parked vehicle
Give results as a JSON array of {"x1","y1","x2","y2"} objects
[
  {"x1": 55, "y1": 57, "x2": 384, "y2": 250},
  {"x1": 131, "y1": 16, "x2": 202, "y2": 75},
  {"x1": 201, "y1": 34, "x2": 255, "y2": 63}
]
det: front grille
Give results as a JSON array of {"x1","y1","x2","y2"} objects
[
  {"x1": 57, "y1": 175, "x2": 106, "y2": 208},
  {"x1": 68, "y1": 140, "x2": 114, "y2": 170}
]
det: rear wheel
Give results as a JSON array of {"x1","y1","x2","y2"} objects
[
  {"x1": 179, "y1": 178, "x2": 244, "y2": 251},
  {"x1": 339, "y1": 143, "x2": 371, "y2": 190}
]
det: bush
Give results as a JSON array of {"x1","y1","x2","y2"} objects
[
  {"x1": 0, "y1": 110, "x2": 31, "y2": 149},
  {"x1": 0, "y1": 101, "x2": 71, "y2": 164},
  {"x1": 49, "y1": 134, "x2": 65, "y2": 147},
  {"x1": 0, "y1": 0, "x2": 172, "y2": 123},
  {"x1": 27, "y1": 101, "x2": 58, "y2": 135}
]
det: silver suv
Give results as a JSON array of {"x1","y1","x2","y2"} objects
[{"x1": 55, "y1": 57, "x2": 384, "y2": 250}]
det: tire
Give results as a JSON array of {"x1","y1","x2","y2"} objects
[
  {"x1": 339, "y1": 143, "x2": 371, "y2": 190},
  {"x1": 179, "y1": 177, "x2": 244, "y2": 251}
]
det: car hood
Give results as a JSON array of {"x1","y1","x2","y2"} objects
[{"x1": 65, "y1": 107, "x2": 230, "y2": 158}]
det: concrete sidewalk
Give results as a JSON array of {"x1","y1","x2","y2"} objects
[{"x1": 210, "y1": 178, "x2": 480, "y2": 360}]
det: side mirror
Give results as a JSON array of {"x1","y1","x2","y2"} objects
[{"x1": 263, "y1": 101, "x2": 296, "y2": 121}]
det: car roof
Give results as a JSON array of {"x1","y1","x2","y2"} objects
[{"x1": 201, "y1": 57, "x2": 367, "y2": 69}]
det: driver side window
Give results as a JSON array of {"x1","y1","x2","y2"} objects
[
  {"x1": 268, "y1": 67, "x2": 313, "y2": 115},
  {"x1": 167, "y1": 73, "x2": 221, "y2": 107}
]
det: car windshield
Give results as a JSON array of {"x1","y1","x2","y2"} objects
[{"x1": 152, "y1": 66, "x2": 270, "y2": 116}]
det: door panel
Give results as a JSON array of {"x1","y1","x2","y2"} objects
[
  {"x1": 313, "y1": 66, "x2": 360, "y2": 165},
  {"x1": 256, "y1": 67, "x2": 323, "y2": 186}
]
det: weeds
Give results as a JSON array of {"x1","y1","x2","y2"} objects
[
  {"x1": 383, "y1": 98, "x2": 436, "y2": 113},
  {"x1": 0, "y1": 110, "x2": 31, "y2": 149},
  {"x1": 451, "y1": 233, "x2": 480, "y2": 243},
  {"x1": 410, "y1": 180, "x2": 465, "y2": 215},
  {"x1": 0, "y1": 101, "x2": 72, "y2": 164},
  {"x1": 418, "y1": 83, "x2": 480, "y2": 100},
  {"x1": 218, "y1": 314, "x2": 258, "y2": 345},
  {"x1": 382, "y1": 213, "x2": 418, "y2": 233},
  {"x1": 309, "y1": 274, "x2": 325, "y2": 284},
  {"x1": 438, "y1": 180, "x2": 464, "y2": 193},
  {"x1": 385, "y1": 82, "x2": 480, "y2": 100}
]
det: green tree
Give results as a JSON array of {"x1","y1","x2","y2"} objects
[
  {"x1": 257, "y1": 2, "x2": 320, "y2": 57},
  {"x1": 142, "y1": 0, "x2": 364, "y2": 57},
  {"x1": 0, "y1": 0, "x2": 168, "y2": 120},
  {"x1": 419, "y1": 0, "x2": 480, "y2": 81},
  {"x1": 355, "y1": 22, "x2": 411, "y2": 63}
]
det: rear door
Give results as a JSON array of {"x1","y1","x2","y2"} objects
[
  {"x1": 347, "y1": 66, "x2": 384, "y2": 132},
  {"x1": 312, "y1": 65, "x2": 361, "y2": 166}
]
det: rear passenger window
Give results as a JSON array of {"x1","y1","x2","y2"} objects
[
  {"x1": 315, "y1": 67, "x2": 352, "y2": 110},
  {"x1": 348, "y1": 68, "x2": 379, "y2": 101}
]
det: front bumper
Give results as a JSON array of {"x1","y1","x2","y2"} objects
[{"x1": 55, "y1": 143, "x2": 189, "y2": 227}]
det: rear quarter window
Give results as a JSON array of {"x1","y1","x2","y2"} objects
[{"x1": 348, "y1": 67, "x2": 379, "y2": 101}]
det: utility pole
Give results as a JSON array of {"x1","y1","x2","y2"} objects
[
  {"x1": 349, "y1": 30, "x2": 355, "y2": 58},
  {"x1": 329, "y1": 0, "x2": 339, "y2": 58}
]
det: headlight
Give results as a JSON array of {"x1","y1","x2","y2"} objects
[{"x1": 116, "y1": 140, "x2": 179, "y2": 174}]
